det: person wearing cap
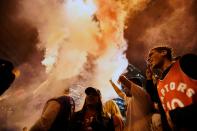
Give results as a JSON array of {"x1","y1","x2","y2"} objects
[
  {"x1": 69, "y1": 87, "x2": 115, "y2": 131},
  {"x1": 30, "y1": 89, "x2": 75, "y2": 131},
  {"x1": 109, "y1": 76, "x2": 153, "y2": 131}
]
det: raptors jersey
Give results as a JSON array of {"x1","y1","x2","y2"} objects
[{"x1": 157, "y1": 61, "x2": 197, "y2": 112}]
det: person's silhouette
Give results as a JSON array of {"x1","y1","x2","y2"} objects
[{"x1": 0, "y1": 59, "x2": 15, "y2": 95}]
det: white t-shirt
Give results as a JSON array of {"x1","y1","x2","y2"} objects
[{"x1": 124, "y1": 85, "x2": 152, "y2": 131}]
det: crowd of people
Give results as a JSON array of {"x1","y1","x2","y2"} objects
[{"x1": 1, "y1": 46, "x2": 197, "y2": 131}]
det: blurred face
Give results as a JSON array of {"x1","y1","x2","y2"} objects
[
  {"x1": 148, "y1": 49, "x2": 164, "y2": 69},
  {"x1": 85, "y1": 94, "x2": 99, "y2": 106}
]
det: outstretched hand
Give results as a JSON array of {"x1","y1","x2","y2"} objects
[{"x1": 109, "y1": 78, "x2": 126, "y2": 99}]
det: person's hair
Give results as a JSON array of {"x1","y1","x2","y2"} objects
[
  {"x1": 81, "y1": 89, "x2": 104, "y2": 119},
  {"x1": 104, "y1": 100, "x2": 123, "y2": 118},
  {"x1": 151, "y1": 46, "x2": 173, "y2": 60}
]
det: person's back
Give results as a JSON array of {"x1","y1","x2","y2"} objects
[
  {"x1": 48, "y1": 96, "x2": 74, "y2": 131},
  {"x1": 110, "y1": 77, "x2": 153, "y2": 131},
  {"x1": 30, "y1": 95, "x2": 75, "y2": 131},
  {"x1": 124, "y1": 96, "x2": 152, "y2": 131}
]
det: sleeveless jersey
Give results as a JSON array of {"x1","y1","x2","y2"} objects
[{"x1": 157, "y1": 61, "x2": 197, "y2": 112}]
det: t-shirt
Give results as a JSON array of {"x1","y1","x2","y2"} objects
[{"x1": 124, "y1": 84, "x2": 152, "y2": 131}]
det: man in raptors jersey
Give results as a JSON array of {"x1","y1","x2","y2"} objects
[{"x1": 147, "y1": 46, "x2": 197, "y2": 130}]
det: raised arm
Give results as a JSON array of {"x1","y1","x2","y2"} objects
[
  {"x1": 118, "y1": 75, "x2": 149, "y2": 100},
  {"x1": 109, "y1": 79, "x2": 126, "y2": 99}
]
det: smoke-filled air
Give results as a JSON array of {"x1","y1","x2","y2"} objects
[{"x1": 0, "y1": 0, "x2": 197, "y2": 130}]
